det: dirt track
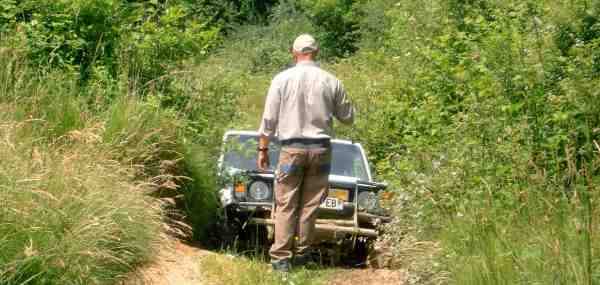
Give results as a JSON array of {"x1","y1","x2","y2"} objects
[
  {"x1": 126, "y1": 236, "x2": 405, "y2": 285},
  {"x1": 125, "y1": 238, "x2": 212, "y2": 285},
  {"x1": 328, "y1": 269, "x2": 406, "y2": 285}
]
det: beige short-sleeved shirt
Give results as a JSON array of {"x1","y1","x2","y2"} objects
[{"x1": 258, "y1": 61, "x2": 354, "y2": 140}]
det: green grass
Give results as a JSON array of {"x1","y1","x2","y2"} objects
[
  {"x1": 442, "y1": 186, "x2": 599, "y2": 285},
  {"x1": 0, "y1": 36, "x2": 233, "y2": 284},
  {"x1": 0, "y1": 120, "x2": 163, "y2": 284},
  {"x1": 200, "y1": 253, "x2": 334, "y2": 285}
]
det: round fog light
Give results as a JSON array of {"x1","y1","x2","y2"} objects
[{"x1": 248, "y1": 181, "x2": 271, "y2": 201}]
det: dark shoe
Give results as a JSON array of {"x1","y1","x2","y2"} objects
[
  {"x1": 271, "y1": 259, "x2": 291, "y2": 272},
  {"x1": 293, "y1": 251, "x2": 318, "y2": 267}
]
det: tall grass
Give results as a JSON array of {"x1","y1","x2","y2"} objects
[
  {"x1": 0, "y1": 119, "x2": 163, "y2": 284},
  {"x1": 0, "y1": 30, "x2": 238, "y2": 283},
  {"x1": 3, "y1": 1, "x2": 598, "y2": 284},
  {"x1": 0, "y1": 48, "x2": 165, "y2": 284}
]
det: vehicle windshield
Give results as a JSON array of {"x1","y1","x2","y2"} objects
[{"x1": 221, "y1": 134, "x2": 369, "y2": 181}]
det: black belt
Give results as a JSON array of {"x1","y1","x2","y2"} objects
[{"x1": 280, "y1": 138, "x2": 331, "y2": 149}]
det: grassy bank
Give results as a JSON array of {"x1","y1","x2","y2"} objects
[
  {"x1": 0, "y1": 49, "x2": 168, "y2": 283},
  {"x1": 0, "y1": 30, "x2": 235, "y2": 283},
  {"x1": 0, "y1": 119, "x2": 162, "y2": 284}
]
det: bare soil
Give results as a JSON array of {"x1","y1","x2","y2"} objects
[
  {"x1": 124, "y1": 237, "x2": 212, "y2": 285},
  {"x1": 328, "y1": 268, "x2": 407, "y2": 285}
]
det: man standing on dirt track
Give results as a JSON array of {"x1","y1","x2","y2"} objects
[{"x1": 256, "y1": 34, "x2": 355, "y2": 272}]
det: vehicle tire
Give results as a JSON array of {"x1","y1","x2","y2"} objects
[
  {"x1": 341, "y1": 237, "x2": 371, "y2": 267},
  {"x1": 241, "y1": 224, "x2": 270, "y2": 255},
  {"x1": 213, "y1": 207, "x2": 243, "y2": 250}
]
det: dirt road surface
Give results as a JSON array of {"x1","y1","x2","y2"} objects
[
  {"x1": 125, "y1": 237, "x2": 212, "y2": 285},
  {"x1": 126, "y1": 236, "x2": 405, "y2": 285},
  {"x1": 328, "y1": 269, "x2": 406, "y2": 285}
]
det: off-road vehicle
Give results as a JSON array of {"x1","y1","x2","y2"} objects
[{"x1": 216, "y1": 130, "x2": 390, "y2": 264}]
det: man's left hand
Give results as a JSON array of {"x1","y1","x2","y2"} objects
[{"x1": 257, "y1": 150, "x2": 270, "y2": 171}]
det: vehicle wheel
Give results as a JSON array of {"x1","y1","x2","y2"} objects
[
  {"x1": 214, "y1": 221, "x2": 237, "y2": 249},
  {"x1": 341, "y1": 237, "x2": 371, "y2": 267},
  {"x1": 241, "y1": 224, "x2": 270, "y2": 255},
  {"x1": 213, "y1": 208, "x2": 243, "y2": 250}
]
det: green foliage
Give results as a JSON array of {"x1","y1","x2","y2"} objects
[
  {"x1": 186, "y1": 0, "x2": 279, "y2": 27},
  {"x1": 3, "y1": 0, "x2": 600, "y2": 283},
  {"x1": 18, "y1": 0, "x2": 121, "y2": 78},
  {"x1": 167, "y1": 62, "x2": 246, "y2": 240},
  {"x1": 296, "y1": 0, "x2": 360, "y2": 59},
  {"x1": 324, "y1": 0, "x2": 600, "y2": 283},
  {"x1": 352, "y1": 0, "x2": 395, "y2": 50},
  {"x1": 123, "y1": 2, "x2": 220, "y2": 93},
  {"x1": 1, "y1": 0, "x2": 221, "y2": 88},
  {"x1": 0, "y1": 0, "x2": 18, "y2": 31}
]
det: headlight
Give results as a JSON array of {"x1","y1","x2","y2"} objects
[
  {"x1": 248, "y1": 181, "x2": 271, "y2": 201},
  {"x1": 219, "y1": 187, "x2": 234, "y2": 207},
  {"x1": 358, "y1": 191, "x2": 378, "y2": 211}
]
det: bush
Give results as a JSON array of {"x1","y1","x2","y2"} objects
[
  {"x1": 283, "y1": 0, "x2": 360, "y2": 59},
  {"x1": 123, "y1": 2, "x2": 220, "y2": 93},
  {"x1": 326, "y1": 0, "x2": 600, "y2": 283},
  {"x1": 186, "y1": 0, "x2": 279, "y2": 27},
  {"x1": 16, "y1": 0, "x2": 121, "y2": 79},
  {"x1": 1, "y1": 0, "x2": 221, "y2": 88}
]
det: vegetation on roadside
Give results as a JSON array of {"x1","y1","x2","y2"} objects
[
  {"x1": 2, "y1": 0, "x2": 600, "y2": 284},
  {"x1": 0, "y1": 0, "x2": 239, "y2": 281},
  {"x1": 195, "y1": 1, "x2": 600, "y2": 284},
  {"x1": 329, "y1": 1, "x2": 600, "y2": 284},
  {"x1": 0, "y1": 119, "x2": 162, "y2": 284}
]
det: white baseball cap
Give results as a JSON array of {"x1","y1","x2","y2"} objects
[{"x1": 292, "y1": 34, "x2": 319, "y2": 54}]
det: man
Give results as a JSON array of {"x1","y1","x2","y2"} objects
[{"x1": 256, "y1": 34, "x2": 354, "y2": 272}]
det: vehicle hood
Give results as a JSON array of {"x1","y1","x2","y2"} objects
[{"x1": 221, "y1": 167, "x2": 365, "y2": 185}]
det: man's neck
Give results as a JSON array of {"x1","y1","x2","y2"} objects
[
  {"x1": 296, "y1": 59, "x2": 316, "y2": 65},
  {"x1": 295, "y1": 53, "x2": 315, "y2": 63},
  {"x1": 296, "y1": 58, "x2": 314, "y2": 63}
]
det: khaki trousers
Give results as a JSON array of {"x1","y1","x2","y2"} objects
[{"x1": 269, "y1": 146, "x2": 331, "y2": 261}]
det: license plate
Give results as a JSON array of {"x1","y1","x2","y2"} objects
[
  {"x1": 320, "y1": 197, "x2": 343, "y2": 210},
  {"x1": 328, "y1": 188, "x2": 349, "y2": 201}
]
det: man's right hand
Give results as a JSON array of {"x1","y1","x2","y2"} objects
[{"x1": 257, "y1": 150, "x2": 270, "y2": 171}]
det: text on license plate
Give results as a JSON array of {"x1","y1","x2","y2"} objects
[{"x1": 320, "y1": 197, "x2": 343, "y2": 210}]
